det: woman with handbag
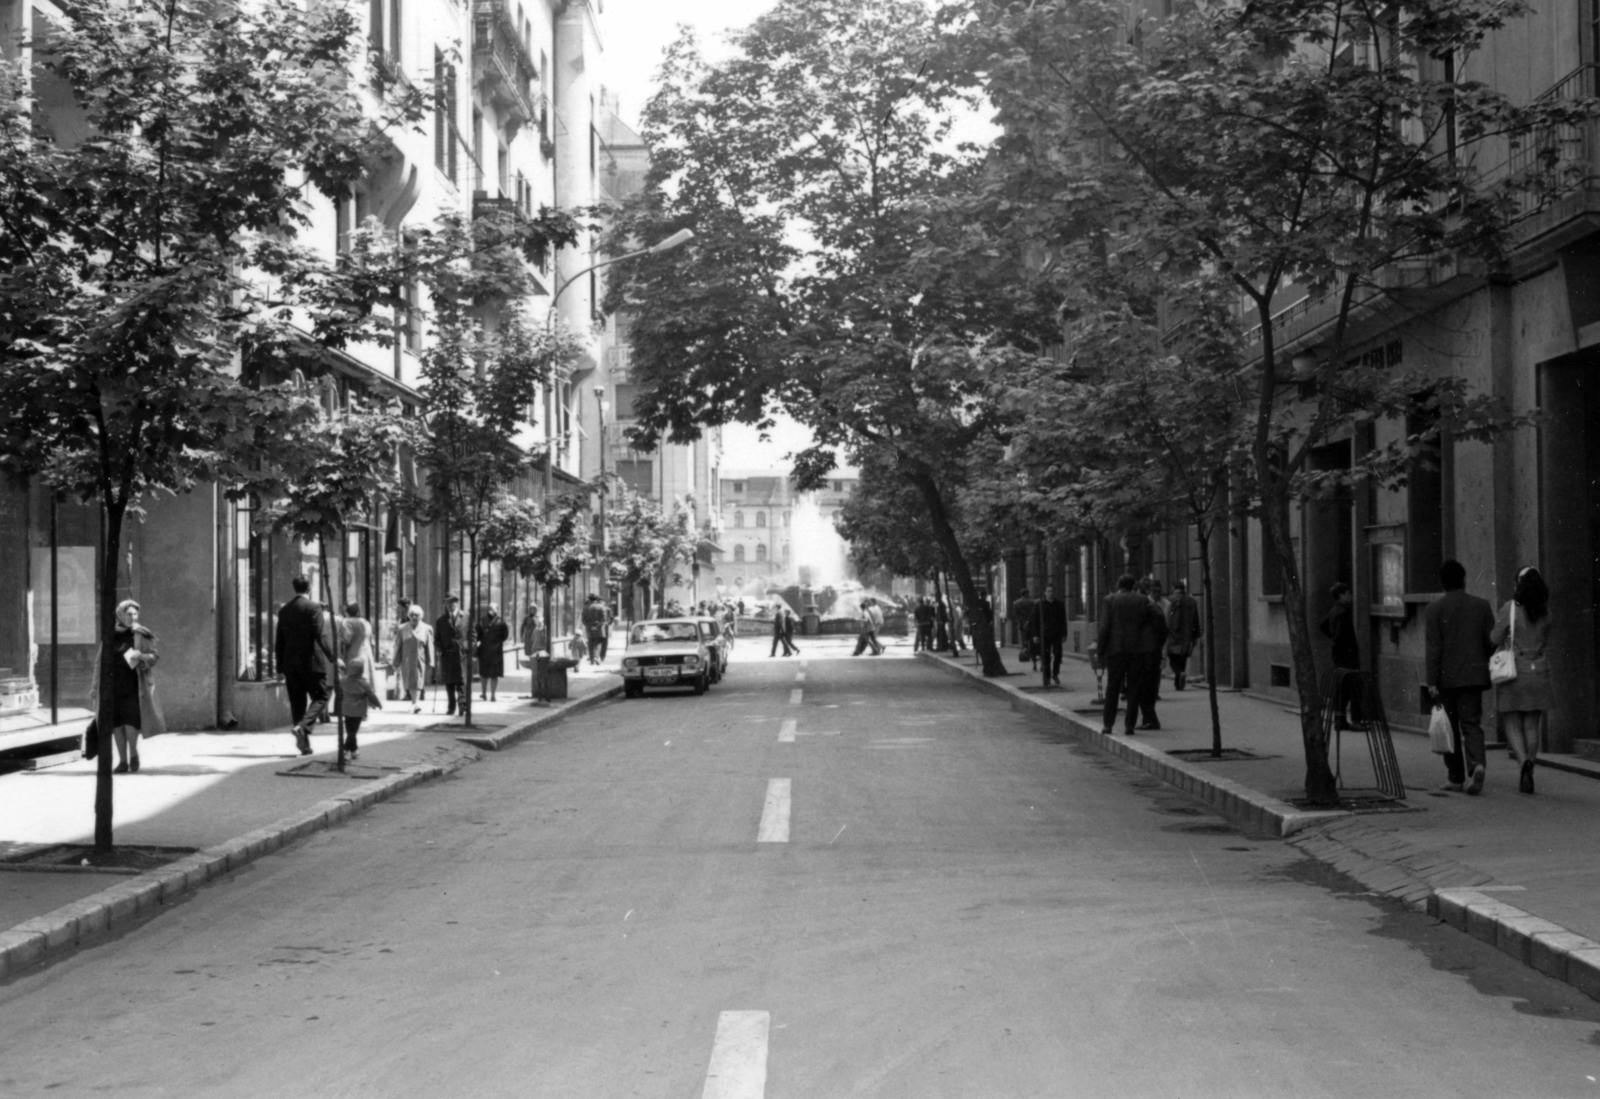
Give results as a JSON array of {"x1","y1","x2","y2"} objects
[
  {"x1": 1490, "y1": 566, "x2": 1552, "y2": 794},
  {"x1": 338, "y1": 603, "x2": 382, "y2": 759},
  {"x1": 89, "y1": 599, "x2": 166, "y2": 774}
]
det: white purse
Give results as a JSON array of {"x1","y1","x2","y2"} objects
[{"x1": 1489, "y1": 603, "x2": 1517, "y2": 686}]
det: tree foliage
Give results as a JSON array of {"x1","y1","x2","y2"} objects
[
  {"x1": 959, "y1": 0, "x2": 1592, "y2": 800},
  {"x1": 604, "y1": 487, "x2": 697, "y2": 615},
  {"x1": 603, "y1": 0, "x2": 1058, "y2": 674},
  {"x1": 0, "y1": 0, "x2": 425, "y2": 848}
]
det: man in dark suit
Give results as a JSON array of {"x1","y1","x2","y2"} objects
[
  {"x1": 274, "y1": 575, "x2": 334, "y2": 756},
  {"x1": 1096, "y1": 574, "x2": 1156, "y2": 735},
  {"x1": 1034, "y1": 584, "x2": 1067, "y2": 688},
  {"x1": 1425, "y1": 560, "x2": 1497, "y2": 794},
  {"x1": 436, "y1": 594, "x2": 466, "y2": 715},
  {"x1": 1134, "y1": 579, "x2": 1169, "y2": 730}
]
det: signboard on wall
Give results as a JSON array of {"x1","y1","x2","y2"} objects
[{"x1": 30, "y1": 547, "x2": 98, "y2": 644}]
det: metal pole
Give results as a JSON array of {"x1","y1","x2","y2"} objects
[{"x1": 50, "y1": 492, "x2": 58, "y2": 726}]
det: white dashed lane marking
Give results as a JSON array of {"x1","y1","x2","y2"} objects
[
  {"x1": 789, "y1": 688, "x2": 802, "y2": 705},
  {"x1": 700, "y1": 1010, "x2": 770, "y2": 1099},
  {"x1": 778, "y1": 720, "x2": 797, "y2": 743},
  {"x1": 757, "y1": 779, "x2": 791, "y2": 843}
]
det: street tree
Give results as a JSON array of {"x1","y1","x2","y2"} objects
[
  {"x1": 604, "y1": 487, "x2": 698, "y2": 618},
  {"x1": 960, "y1": 0, "x2": 1591, "y2": 802},
  {"x1": 602, "y1": 0, "x2": 1058, "y2": 676},
  {"x1": 256, "y1": 394, "x2": 414, "y2": 767},
  {"x1": 376, "y1": 211, "x2": 585, "y2": 726},
  {"x1": 0, "y1": 0, "x2": 424, "y2": 850}
]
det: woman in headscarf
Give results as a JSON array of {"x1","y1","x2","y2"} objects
[
  {"x1": 338, "y1": 602, "x2": 383, "y2": 758},
  {"x1": 91, "y1": 599, "x2": 166, "y2": 774},
  {"x1": 391, "y1": 605, "x2": 433, "y2": 714},
  {"x1": 476, "y1": 606, "x2": 509, "y2": 702}
]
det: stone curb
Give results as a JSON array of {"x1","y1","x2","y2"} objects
[
  {"x1": 1429, "y1": 889, "x2": 1600, "y2": 1000},
  {"x1": 0, "y1": 748, "x2": 475, "y2": 984},
  {"x1": 914, "y1": 652, "x2": 1349, "y2": 838},
  {"x1": 453, "y1": 682, "x2": 624, "y2": 751},
  {"x1": 918, "y1": 652, "x2": 1600, "y2": 1005}
]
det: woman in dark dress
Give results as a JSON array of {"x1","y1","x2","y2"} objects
[
  {"x1": 476, "y1": 607, "x2": 509, "y2": 702},
  {"x1": 101, "y1": 599, "x2": 164, "y2": 773}
]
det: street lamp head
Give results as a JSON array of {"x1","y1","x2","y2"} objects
[{"x1": 649, "y1": 228, "x2": 695, "y2": 253}]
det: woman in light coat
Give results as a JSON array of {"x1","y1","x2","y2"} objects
[
  {"x1": 392, "y1": 605, "x2": 433, "y2": 713},
  {"x1": 1491, "y1": 566, "x2": 1553, "y2": 795},
  {"x1": 90, "y1": 599, "x2": 166, "y2": 773},
  {"x1": 338, "y1": 603, "x2": 382, "y2": 758}
]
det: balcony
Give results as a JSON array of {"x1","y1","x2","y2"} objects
[{"x1": 472, "y1": 0, "x2": 537, "y2": 135}]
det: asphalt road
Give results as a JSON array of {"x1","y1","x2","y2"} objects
[{"x1": 3, "y1": 646, "x2": 1599, "y2": 1098}]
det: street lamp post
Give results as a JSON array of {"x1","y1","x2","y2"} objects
[
  {"x1": 537, "y1": 228, "x2": 693, "y2": 653},
  {"x1": 595, "y1": 383, "x2": 608, "y2": 612}
]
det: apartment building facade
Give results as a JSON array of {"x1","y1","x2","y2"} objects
[{"x1": 0, "y1": 0, "x2": 619, "y2": 753}]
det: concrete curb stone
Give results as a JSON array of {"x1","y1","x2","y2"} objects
[
  {"x1": 454, "y1": 681, "x2": 623, "y2": 751},
  {"x1": 0, "y1": 743, "x2": 484, "y2": 984},
  {"x1": 920, "y1": 651, "x2": 1600, "y2": 1006},
  {"x1": 914, "y1": 651, "x2": 1347, "y2": 838}
]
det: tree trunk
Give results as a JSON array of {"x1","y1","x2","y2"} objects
[
  {"x1": 463, "y1": 533, "x2": 477, "y2": 727},
  {"x1": 318, "y1": 534, "x2": 346, "y2": 773},
  {"x1": 1196, "y1": 519, "x2": 1223, "y2": 758},
  {"x1": 94, "y1": 497, "x2": 126, "y2": 852},
  {"x1": 906, "y1": 466, "x2": 1006, "y2": 677},
  {"x1": 1261, "y1": 486, "x2": 1338, "y2": 805}
]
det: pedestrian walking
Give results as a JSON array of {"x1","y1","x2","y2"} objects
[
  {"x1": 1166, "y1": 580, "x2": 1201, "y2": 690},
  {"x1": 275, "y1": 575, "x2": 334, "y2": 755},
  {"x1": 1096, "y1": 574, "x2": 1158, "y2": 735},
  {"x1": 337, "y1": 603, "x2": 381, "y2": 759},
  {"x1": 1012, "y1": 588, "x2": 1038, "y2": 668},
  {"x1": 934, "y1": 595, "x2": 950, "y2": 651},
  {"x1": 1319, "y1": 581, "x2": 1364, "y2": 728},
  {"x1": 435, "y1": 594, "x2": 466, "y2": 715},
  {"x1": 772, "y1": 609, "x2": 795, "y2": 657},
  {"x1": 866, "y1": 598, "x2": 886, "y2": 655},
  {"x1": 1491, "y1": 566, "x2": 1553, "y2": 795},
  {"x1": 582, "y1": 594, "x2": 609, "y2": 665},
  {"x1": 477, "y1": 607, "x2": 509, "y2": 701},
  {"x1": 948, "y1": 598, "x2": 966, "y2": 655},
  {"x1": 913, "y1": 596, "x2": 935, "y2": 652},
  {"x1": 1425, "y1": 560, "x2": 1497, "y2": 794},
  {"x1": 91, "y1": 599, "x2": 166, "y2": 774},
  {"x1": 1134, "y1": 580, "x2": 1168, "y2": 727},
  {"x1": 392, "y1": 605, "x2": 433, "y2": 713},
  {"x1": 1034, "y1": 584, "x2": 1066, "y2": 688},
  {"x1": 783, "y1": 606, "x2": 801, "y2": 655}
]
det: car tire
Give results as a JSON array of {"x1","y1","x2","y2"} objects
[
  {"x1": 624, "y1": 682, "x2": 642, "y2": 699},
  {"x1": 693, "y1": 672, "x2": 707, "y2": 696}
]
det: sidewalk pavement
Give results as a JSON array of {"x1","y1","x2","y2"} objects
[
  {"x1": 0, "y1": 658, "x2": 622, "y2": 980},
  {"x1": 923, "y1": 643, "x2": 1600, "y2": 1004}
]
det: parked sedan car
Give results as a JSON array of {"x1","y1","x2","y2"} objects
[
  {"x1": 694, "y1": 616, "x2": 730, "y2": 682},
  {"x1": 621, "y1": 618, "x2": 712, "y2": 698}
]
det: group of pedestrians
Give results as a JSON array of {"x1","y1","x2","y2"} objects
[
  {"x1": 911, "y1": 595, "x2": 966, "y2": 655},
  {"x1": 1090, "y1": 575, "x2": 1174, "y2": 732},
  {"x1": 1425, "y1": 560, "x2": 1552, "y2": 796},
  {"x1": 771, "y1": 605, "x2": 801, "y2": 657}
]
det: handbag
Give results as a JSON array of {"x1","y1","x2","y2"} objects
[
  {"x1": 1428, "y1": 704, "x2": 1455, "y2": 754},
  {"x1": 1489, "y1": 603, "x2": 1518, "y2": 686},
  {"x1": 83, "y1": 717, "x2": 99, "y2": 760}
]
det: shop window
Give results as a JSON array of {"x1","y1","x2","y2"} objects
[{"x1": 239, "y1": 497, "x2": 276, "y2": 681}]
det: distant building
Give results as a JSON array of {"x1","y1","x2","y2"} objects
[{"x1": 714, "y1": 473, "x2": 858, "y2": 595}]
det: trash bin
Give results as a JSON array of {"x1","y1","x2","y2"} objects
[{"x1": 536, "y1": 655, "x2": 579, "y2": 699}]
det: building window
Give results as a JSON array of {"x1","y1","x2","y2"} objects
[
  {"x1": 782, "y1": 510, "x2": 790, "y2": 527},
  {"x1": 756, "y1": 512, "x2": 766, "y2": 528},
  {"x1": 734, "y1": 544, "x2": 746, "y2": 562},
  {"x1": 434, "y1": 49, "x2": 457, "y2": 183},
  {"x1": 732, "y1": 481, "x2": 745, "y2": 494},
  {"x1": 734, "y1": 511, "x2": 744, "y2": 528},
  {"x1": 756, "y1": 543, "x2": 768, "y2": 562}
]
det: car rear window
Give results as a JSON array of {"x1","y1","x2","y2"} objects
[{"x1": 631, "y1": 622, "x2": 700, "y2": 644}]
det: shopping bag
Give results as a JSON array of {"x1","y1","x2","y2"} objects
[{"x1": 1428, "y1": 704, "x2": 1455, "y2": 754}]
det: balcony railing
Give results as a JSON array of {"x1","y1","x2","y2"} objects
[
  {"x1": 1501, "y1": 65, "x2": 1600, "y2": 220},
  {"x1": 473, "y1": 0, "x2": 537, "y2": 132}
]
